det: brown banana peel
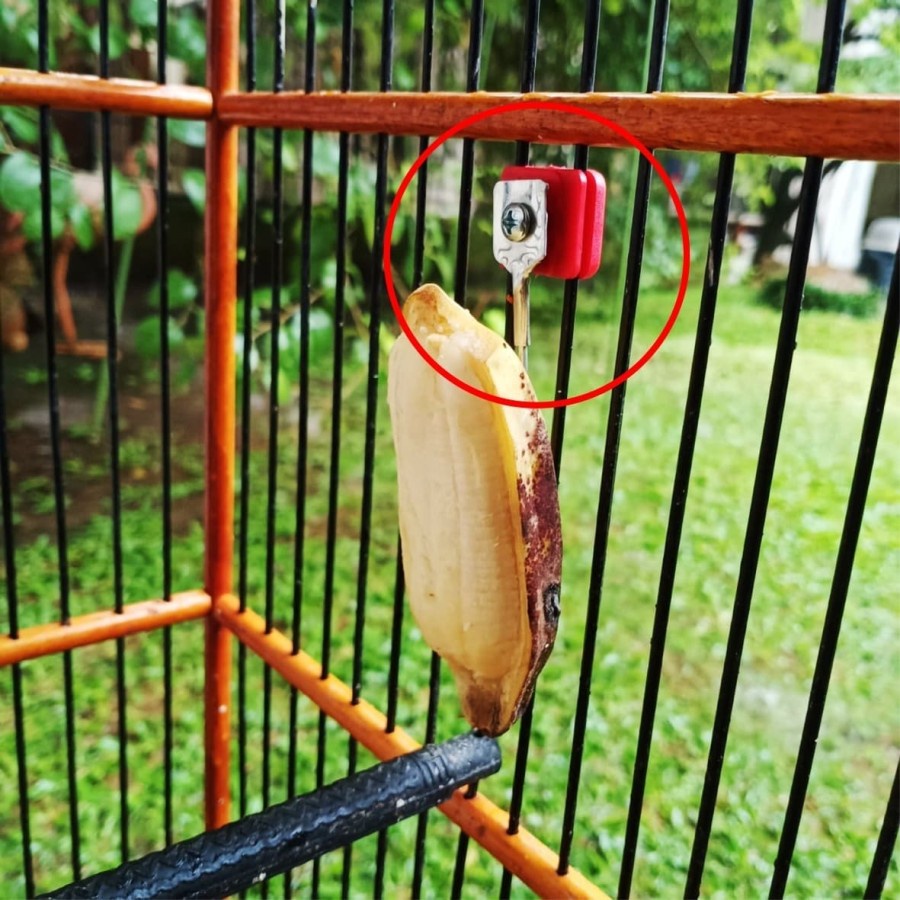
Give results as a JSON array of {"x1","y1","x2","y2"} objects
[{"x1": 387, "y1": 284, "x2": 562, "y2": 736}]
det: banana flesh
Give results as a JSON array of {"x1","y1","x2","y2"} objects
[{"x1": 387, "y1": 284, "x2": 562, "y2": 736}]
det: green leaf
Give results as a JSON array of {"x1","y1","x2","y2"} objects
[
  {"x1": 276, "y1": 369, "x2": 293, "y2": 402},
  {"x1": 0, "y1": 152, "x2": 41, "y2": 214},
  {"x1": 378, "y1": 327, "x2": 396, "y2": 359},
  {"x1": 128, "y1": 0, "x2": 157, "y2": 28},
  {"x1": 393, "y1": 61, "x2": 416, "y2": 91},
  {"x1": 308, "y1": 307, "x2": 333, "y2": 364},
  {"x1": 237, "y1": 168, "x2": 248, "y2": 212},
  {"x1": 85, "y1": 21, "x2": 129, "y2": 59},
  {"x1": 1, "y1": 107, "x2": 39, "y2": 144},
  {"x1": 281, "y1": 140, "x2": 299, "y2": 174},
  {"x1": 50, "y1": 127, "x2": 70, "y2": 165},
  {"x1": 168, "y1": 119, "x2": 207, "y2": 148},
  {"x1": 69, "y1": 202, "x2": 95, "y2": 250},
  {"x1": 147, "y1": 270, "x2": 199, "y2": 311},
  {"x1": 182, "y1": 169, "x2": 205, "y2": 214},
  {"x1": 318, "y1": 258, "x2": 338, "y2": 292},
  {"x1": 312, "y1": 135, "x2": 341, "y2": 180},
  {"x1": 111, "y1": 170, "x2": 143, "y2": 239},
  {"x1": 234, "y1": 299, "x2": 260, "y2": 331},
  {"x1": 134, "y1": 316, "x2": 185, "y2": 359},
  {"x1": 0, "y1": 7, "x2": 34, "y2": 66},
  {"x1": 278, "y1": 319, "x2": 301, "y2": 379},
  {"x1": 168, "y1": 12, "x2": 208, "y2": 78},
  {"x1": 50, "y1": 167, "x2": 75, "y2": 210},
  {"x1": 251, "y1": 286, "x2": 275, "y2": 313},
  {"x1": 21, "y1": 205, "x2": 64, "y2": 241},
  {"x1": 0, "y1": 154, "x2": 69, "y2": 242}
]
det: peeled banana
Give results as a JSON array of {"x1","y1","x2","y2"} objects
[{"x1": 387, "y1": 284, "x2": 562, "y2": 736}]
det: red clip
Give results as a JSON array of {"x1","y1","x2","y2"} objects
[{"x1": 500, "y1": 165, "x2": 606, "y2": 280}]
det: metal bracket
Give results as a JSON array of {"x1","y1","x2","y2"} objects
[{"x1": 492, "y1": 179, "x2": 548, "y2": 366}]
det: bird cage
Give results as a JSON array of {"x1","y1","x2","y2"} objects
[{"x1": 0, "y1": 0, "x2": 898, "y2": 896}]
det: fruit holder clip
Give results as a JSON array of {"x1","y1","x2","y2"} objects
[{"x1": 493, "y1": 166, "x2": 607, "y2": 366}]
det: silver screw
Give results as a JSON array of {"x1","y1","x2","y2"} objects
[{"x1": 500, "y1": 203, "x2": 535, "y2": 242}]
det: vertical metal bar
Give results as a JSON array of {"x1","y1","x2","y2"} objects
[
  {"x1": 408, "y1": 8, "x2": 438, "y2": 892},
  {"x1": 311, "y1": 707, "x2": 328, "y2": 896},
  {"x1": 515, "y1": 0, "x2": 541, "y2": 158},
  {"x1": 287, "y1": 0, "x2": 316, "y2": 671},
  {"x1": 373, "y1": 538, "x2": 406, "y2": 895},
  {"x1": 4, "y1": 660, "x2": 34, "y2": 897},
  {"x1": 504, "y1": 0, "x2": 543, "y2": 346},
  {"x1": 237, "y1": 0, "x2": 259, "y2": 838},
  {"x1": 384, "y1": 553, "x2": 405, "y2": 736},
  {"x1": 411, "y1": 651, "x2": 441, "y2": 895},
  {"x1": 558, "y1": 0, "x2": 670, "y2": 876},
  {"x1": 452, "y1": 0, "x2": 485, "y2": 309},
  {"x1": 98, "y1": 0, "x2": 130, "y2": 859},
  {"x1": 310, "y1": 711, "x2": 327, "y2": 898},
  {"x1": 37, "y1": 0, "x2": 81, "y2": 880},
  {"x1": 685, "y1": 2, "x2": 847, "y2": 894},
  {"x1": 341, "y1": 0, "x2": 394, "y2": 890},
  {"x1": 501, "y1": 3, "x2": 599, "y2": 896},
  {"x1": 350, "y1": 0, "x2": 393, "y2": 711},
  {"x1": 155, "y1": 0, "x2": 175, "y2": 850},
  {"x1": 865, "y1": 759, "x2": 900, "y2": 900},
  {"x1": 261, "y1": 5, "x2": 286, "y2": 866},
  {"x1": 549, "y1": 0, "x2": 602, "y2": 457},
  {"x1": 374, "y1": 827, "x2": 388, "y2": 900},
  {"x1": 618, "y1": 3, "x2": 754, "y2": 895},
  {"x1": 0, "y1": 291, "x2": 33, "y2": 898},
  {"x1": 204, "y1": 0, "x2": 241, "y2": 832},
  {"x1": 339, "y1": 736, "x2": 358, "y2": 897},
  {"x1": 312, "y1": 1, "x2": 354, "y2": 892},
  {"x1": 318, "y1": 25, "x2": 353, "y2": 686},
  {"x1": 500, "y1": 0, "x2": 546, "y2": 890},
  {"x1": 451, "y1": 0, "x2": 486, "y2": 884},
  {"x1": 7, "y1": 672, "x2": 31, "y2": 893},
  {"x1": 452, "y1": 783, "x2": 480, "y2": 896},
  {"x1": 770, "y1": 252, "x2": 898, "y2": 897},
  {"x1": 284, "y1": 6, "x2": 316, "y2": 898},
  {"x1": 411, "y1": 0, "x2": 435, "y2": 291}
]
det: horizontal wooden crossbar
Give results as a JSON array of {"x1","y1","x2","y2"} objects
[
  {"x1": 0, "y1": 591, "x2": 211, "y2": 667},
  {"x1": 1, "y1": 73, "x2": 897, "y2": 161},
  {"x1": 217, "y1": 90, "x2": 900, "y2": 161},
  {"x1": 0, "y1": 68, "x2": 213, "y2": 118},
  {"x1": 215, "y1": 594, "x2": 606, "y2": 900}
]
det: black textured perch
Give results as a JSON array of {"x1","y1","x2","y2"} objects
[{"x1": 42, "y1": 732, "x2": 500, "y2": 900}]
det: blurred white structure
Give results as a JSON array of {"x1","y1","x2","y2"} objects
[{"x1": 772, "y1": 162, "x2": 899, "y2": 276}]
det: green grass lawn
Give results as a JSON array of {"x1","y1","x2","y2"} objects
[{"x1": 1, "y1": 280, "x2": 897, "y2": 897}]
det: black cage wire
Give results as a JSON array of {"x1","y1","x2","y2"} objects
[{"x1": 0, "y1": 0, "x2": 898, "y2": 896}]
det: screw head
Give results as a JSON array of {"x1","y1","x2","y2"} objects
[{"x1": 500, "y1": 203, "x2": 535, "y2": 242}]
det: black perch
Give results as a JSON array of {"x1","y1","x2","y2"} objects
[{"x1": 41, "y1": 732, "x2": 500, "y2": 900}]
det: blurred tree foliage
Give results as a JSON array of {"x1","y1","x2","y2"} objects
[{"x1": 1, "y1": 0, "x2": 896, "y2": 389}]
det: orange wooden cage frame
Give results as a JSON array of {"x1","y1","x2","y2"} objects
[{"x1": 1, "y1": 0, "x2": 898, "y2": 895}]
